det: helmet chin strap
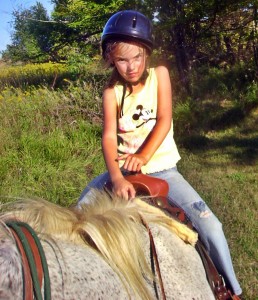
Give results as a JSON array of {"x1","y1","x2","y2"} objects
[{"x1": 120, "y1": 69, "x2": 149, "y2": 118}]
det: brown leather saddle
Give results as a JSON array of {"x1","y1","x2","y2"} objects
[
  {"x1": 105, "y1": 172, "x2": 240, "y2": 300},
  {"x1": 121, "y1": 172, "x2": 193, "y2": 228}
]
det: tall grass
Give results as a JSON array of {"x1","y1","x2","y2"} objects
[
  {"x1": 0, "y1": 62, "x2": 257, "y2": 298},
  {"x1": 0, "y1": 86, "x2": 105, "y2": 205},
  {"x1": 0, "y1": 62, "x2": 71, "y2": 89}
]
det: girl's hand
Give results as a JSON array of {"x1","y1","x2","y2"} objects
[
  {"x1": 112, "y1": 177, "x2": 136, "y2": 200},
  {"x1": 118, "y1": 154, "x2": 147, "y2": 172}
]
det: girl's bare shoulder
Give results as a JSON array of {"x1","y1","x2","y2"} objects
[
  {"x1": 103, "y1": 86, "x2": 117, "y2": 105},
  {"x1": 103, "y1": 86, "x2": 116, "y2": 98},
  {"x1": 154, "y1": 65, "x2": 170, "y2": 78}
]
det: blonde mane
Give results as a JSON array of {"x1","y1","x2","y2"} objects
[{"x1": 0, "y1": 190, "x2": 197, "y2": 300}]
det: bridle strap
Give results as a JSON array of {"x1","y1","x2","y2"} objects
[
  {"x1": 140, "y1": 215, "x2": 166, "y2": 300},
  {"x1": 6, "y1": 221, "x2": 51, "y2": 300}
]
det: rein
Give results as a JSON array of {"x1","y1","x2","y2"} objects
[
  {"x1": 6, "y1": 221, "x2": 51, "y2": 300},
  {"x1": 140, "y1": 215, "x2": 166, "y2": 300}
]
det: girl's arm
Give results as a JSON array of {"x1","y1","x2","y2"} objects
[
  {"x1": 119, "y1": 65, "x2": 172, "y2": 171},
  {"x1": 102, "y1": 87, "x2": 136, "y2": 199}
]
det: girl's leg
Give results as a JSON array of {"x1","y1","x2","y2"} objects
[
  {"x1": 77, "y1": 172, "x2": 111, "y2": 207},
  {"x1": 150, "y1": 167, "x2": 242, "y2": 295}
]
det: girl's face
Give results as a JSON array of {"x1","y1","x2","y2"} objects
[{"x1": 111, "y1": 42, "x2": 147, "y2": 84}]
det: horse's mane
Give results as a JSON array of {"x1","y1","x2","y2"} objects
[{"x1": 0, "y1": 190, "x2": 197, "y2": 300}]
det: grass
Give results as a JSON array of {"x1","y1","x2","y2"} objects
[
  {"x1": 0, "y1": 86, "x2": 105, "y2": 205},
  {"x1": 0, "y1": 62, "x2": 257, "y2": 299},
  {"x1": 176, "y1": 107, "x2": 258, "y2": 298},
  {"x1": 179, "y1": 156, "x2": 257, "y2": 298}
]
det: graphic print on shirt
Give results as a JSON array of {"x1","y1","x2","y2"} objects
[
  {"x1": 118, "y1": 104, "x2": 156, "y2": 132},
  {"x1": 118, "y1": 104, "x2": 157, "y2": 153}
]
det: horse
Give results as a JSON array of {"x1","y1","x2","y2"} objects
[{"x1": 0, "y1": 190, "x2": 215, "y2": 300}]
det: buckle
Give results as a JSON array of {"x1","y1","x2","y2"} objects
[{"x1": 212, "y1": 275, "x2": 226, "y2": 289}]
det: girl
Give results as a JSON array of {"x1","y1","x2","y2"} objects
[{"x1": 78, "y1": 10, "x2": 242, "y2": 298}]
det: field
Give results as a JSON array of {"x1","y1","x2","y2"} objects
[{"x1": 0, "y1": 62, "x2": 257, "y2": 299}]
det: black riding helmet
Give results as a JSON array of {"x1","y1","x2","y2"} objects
[{"x1": 101, "y1": 10, "x2": 154, "y2": 57}]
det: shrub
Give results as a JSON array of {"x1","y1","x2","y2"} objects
[{"x1": 0, "y1": 62, "x2": 70, "y2": 90}]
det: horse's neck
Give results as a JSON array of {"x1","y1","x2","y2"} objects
[
  {"x1": 0, "y1": 228, "x2": 23, "y2": 299},
  {"x1": 48, "y1": 238, "x2": 133, "y2": 299}
]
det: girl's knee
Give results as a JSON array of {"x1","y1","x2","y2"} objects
[
  {"x1": 190, "y1": 201, "x2": 222, "y2": 232},
  {"x1": 197, "y1": 212, "x2": 223, "y2": 236},
  {"x1": 191, "y1": 200, "x2": 213, "y2": 219}
]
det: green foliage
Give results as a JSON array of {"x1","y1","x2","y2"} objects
[
  {"x1": 2, "y1": 0, "x2": 257, "y2": 77},
  {"x1": 0, "y1": 63, "x2": 69, "y2": 89},
  {"x1": 173, "y1": 98, "x2": 196, "y2": 134},
  {"x1": 241, "y1": 82, "x2": 258, "y2": 106},
  {"x1": 63, "y1": 0, "x2": 116, "y2": 30},
  {"x1": 2, "y1": 3, "x2": 56, "y2": 62},
  {"x1": 65, "y1": 49, "x2": 93, "y2": 77},
  {"x1": 172, "y1": 62, "x2": 257, "y2": 130},
  {"x1": 50, "y1": 0, "x2": 126, "y2": 56},
  {"x1": 190, "y1": 64, "x2": 256, "y2": 99},
  {"x1": 170, "y1": 64, "x2": 258, "y2": 156}
]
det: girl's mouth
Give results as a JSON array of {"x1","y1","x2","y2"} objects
[{"x1": 127, "y1": 73, "x2": 138, "y2": 80}]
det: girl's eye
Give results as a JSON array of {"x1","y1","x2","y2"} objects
[{"x1": 114, "y1": 53, "x2": 143, "y2": 64}]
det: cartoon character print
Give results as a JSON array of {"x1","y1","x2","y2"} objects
[
  {"x1": 118, "y1": 104, "x2": 157, "y2": 154},
  {"x1": 132, "y1": 105, "x2": 156, "y2": 130},
  {"x1": 118, "y1": 105, "x2": 156, "y2": 133},
  {"x1": 118, "y1": 115, "x2": 136, "y2": 132}
]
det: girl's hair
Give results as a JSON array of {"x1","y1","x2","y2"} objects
[{"x1": 104, "y1": 41, "x2": 149, "y2": 93}]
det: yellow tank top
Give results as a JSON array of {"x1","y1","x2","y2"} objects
[{"x1": 114, "y1": 68, "x2": 181, "y2": 174}]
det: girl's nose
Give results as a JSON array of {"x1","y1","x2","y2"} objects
[{"x1": 127, "y1": 60, "x2": 135, "y2": 71}]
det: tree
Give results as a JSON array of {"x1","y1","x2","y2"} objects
[
  {"x1": 50, "y1": 0, "x2": 126, "y2": 55},
  {"x1": 137, "y1": 0, "x2": 257, "y2": 87},
  {"x1": 3, "y1": 0, "x2": 257, "y2": 75},
  {"x1": 2, "y1": 2, "x2": 57, "y2": 62}
]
